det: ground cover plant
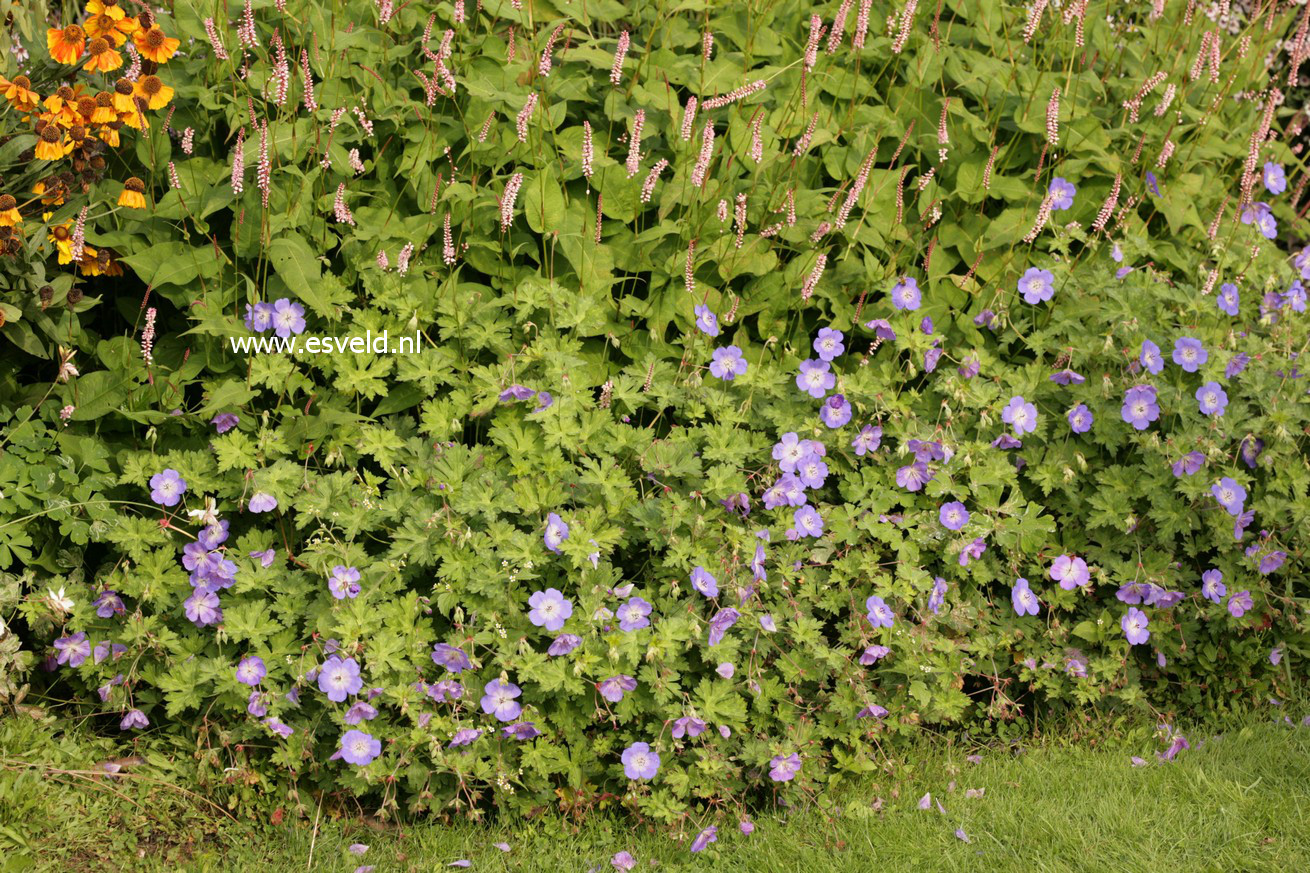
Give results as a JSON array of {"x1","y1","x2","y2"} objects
[{"x1": 0, "y1": 0, "x2": 1308, "y2": 855}]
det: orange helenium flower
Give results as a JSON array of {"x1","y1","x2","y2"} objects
[
  {"x1": 47, "y1": 24, "x2": 87, "y2": 65},
  {"x1": 134, "y1": 26, "x2": 179, "y2": 64},
  {"x1": 0, "y1": 75, "x2": 41, "y2": 113},
  {"x1": 34, "y1": 124, "x2": 71, "y2": 161},
  {"x1": 83, "y1": 37, "x2": 123, "y2": 73},
  {"x1": 48, "y1": 221, "x2": 75, "y2": 262},
  {"x1": 118, "y1": 177, "x2": 147, "y2": 210},
  {"x1": 83, "y1": 13, "x2": 136, "y2": 48},
  {"x1": 134, "y1": 75, "x2": 173, "y2": 110},
  {"x1": 0, "y1": 195, "x2": 21, "y2": 227},
  {"x1": 91, "y1": 92, "x2": 117, "y2": 124},
  {"x1": 86, "y1": 0, "x2": 127, "y2": 20}
]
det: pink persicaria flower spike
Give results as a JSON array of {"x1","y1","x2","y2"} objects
[
  {"x1": 230, "y1": 127, "x2": 246, "y2": 195},
  {"x1": 516, "y1": 92, "x2": 537, "y2": 142},
  {"x1": 610, "y1": 30, "x2": 630, "y2": 86},
  {"x1": 500, "y1": 173, "x2": 524, "y2": 231},
  {"x1": 625, "y1": 110, "x2": 644, "y2": 177},
  {"x1": 333, "y1": 183, "x2": 355, "y2": 225},
  {"x1": 691, "y1": 123, "x2": 714, "y2": 188},
  {"x1": 581, "y1": 120, "x2": 594, "y2": 178},
  {"x1": 204, "y1": 17, "x2": 229, "y2": 61},
  {"x1": 680, "y1": 96, "x2": 697, "y2": 141}
]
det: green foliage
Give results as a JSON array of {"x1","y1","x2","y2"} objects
[{"x1": 1, "y1": 0, "x2": 1308, "y2": 831}]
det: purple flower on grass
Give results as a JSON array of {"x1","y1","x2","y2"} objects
[
  {"x1": 796, "y1": 453, "x2": 828, "y2": 489},
  {"x1": 820, "y1": 394, "x2": 852, "y2": 428},
  {"x1": 1258, "y1": 551, "x2": 1286, "y2": 575},
  {"x1": 548, "y1": 634, "x2": 582, "y2": 656},
  {"x1": 1226, "y1": 353, "x2": 1250, "y2": 379},
  {"x1": 248, "y1": 492, "x2": 277, "y2": 513},
  {"x1": 1217, "y1": 283, "x2": 1240, "y2": 316},
  {"x1": 857, "y1": 704, "x2": 888, "y2": 719},
  {"x1": 1241, "y1": 202, "x2": 1277, "y2": 239},
  {"x1": 924, "y1": 345, "x2": 942, "y2": 372},
  {"x1": 340, "y1": 729, "x2": 381, "y2": 765},
  {"x1": 54, "y1": 632, "x2": 91, "y2": 667},
  {"x1": 149, "y1": 469, "x2": 186, "y2": 506},
  {"x1": 621, "y1": 742, "x2": 660, "y2": 780},
  {"x1": 448, "y1": 728, "x2": 482, "y2": 748},
  {"x1": 1211, "y1": 477, "x2": 1246, "y2": 516},
  {"x1": 1018, "y1": 268, "x2": 1055, "y2": 304},
  {"x1": 1140, "y1": 340, "x2": 1164, "y2": 374},
  {"x1": 1050, "y1": 368, "x2": 1085, "y2": 385},
  {"x1": 236, "y1": 656, "x2": 266, "y2": 686},
  {"x1": 796, "y1": 359, "x2": 835, "y2": 398},
  {"x1": 1239, "y1": 437, "x2": 1264, "y2": 469},
  {"x1": 1201, "y1": 569, "x2": 1226, "y2": 603},
  {"x1": 959, "y1": 357, "x2": 980, "y2": 378},
  {"x1": 245, "y1": 302, "x2": 274, "y2": 333},
  {"x1": 431, "y1": 643, "x2": 471, "y2": 673},
  {"x1": 793, "y1": 505, "x2": 824, "y2": 538},
  {"x1": 1002, "y1": 396, "x2": 1038, "y2": 435},
  {"x1": 328, "y1": 565, "x2": 361, "y2": 600},
  {"x1": 852, "y1": 424, "x2": 882, "y2": 456},
  {"x1": 120, "y1": 709, "x2": 149, "y2": 731},
  {"x1": 184, "y1": 588, "x2": 222, "y2": 627},
  {"x1": 1270, "y1": 647, "x2": 1283, "y2": 666},
  {"x1": 598, "y1": 675, "x2": 637, "y2": 703},
  {"x1": 1050, "y1": 555, "x2": 1090, "y2": 590},
  {"x1": 866, "y1": 318, "x2": 897, "y2": 339},
  {"x1": 1121, "y1": 385, "x2": 1160, "y2": 430},
  {"x1": 1067, "y1": 403, "x2": 1093, "y2": 433},
  {"x1": 672, "y1": 716, "x2": 708, "y2": 738},
  {"x1": 618, "y1": 597, "x2": 652, "y2": 631},
  {"x1": 896, "y1": 461, "x2": 932, "y2": 491},
  {"x1": 891, "y1": 276, "x2": 921, "y2": 310},
  {"x1": 707, "y1": 608, "x2": 740, "y2": 646},
  {"x1": 1172, "y1": 337, "x2": 1208, "y2": 372},
  {"x1": 481, "y1": 679, "x2": 522, "y2": 721},
  {"x1": 344, "y1": 701, "x2": 377, "y2": 724},
  {"x1": 1196, "y1": 382, "x2": 1227, "y2": 416},
  {"x1": 690, "y1": 826, "x2": 718, "y2": 854},
  {"x1": 319, "y1": 656, "x2": 363, "y2": 702},
  {"x1": 859, "y1": 645, "x2": 890, "y2": 664},
  {"x1": 1048, "y1": 176, "x2": 1075, "y2": 210},
  {"x1": 813, "y1": 327, "x2": 845, "y2": 361},
  {"x1": 612, "y1": 851, "x2": 637, "y2": 871},
  {"x1": 94, "y1": 590, "x2": 125, "y2": 618},
  {"x1": 939, "y1": 501, "x2": 969, "y2": 531},
  {"x1": 212, "y1": 412, "x2": 240, "y2": 433},
  {"x1": 543, "y1": 512, "x2": 569, "y2": 553},
  {"x1": 694, "y1": 304, "x2": 719, "y2": 336},
  {"x1": 710, "y1": 345, "x2": 748, "y2": 380},
  {"x1": 958, "y1": 537, "x2": 986, "y2": 567},
  {"x1": 527, "y1": 588, "x2": 573, "y2": 631},
  {"x1": 1145, "y1": 171, "x2": 1160, "y2": 196},
  {"x1": 1012, "y1": 578, "x2": 1040, "y2": 616},
  {"x1": 717, "y1": 662, "x2": 736, "y2": 678},
  {"x1": 865, "y1": 596, "x2": 894, "y2": 628},
  {"x1": 1172, "y1": 452, "x2": 1204, "y2": 477},
  {"x1": 1227, "y1": 590, "x2": 1253, "y2": 618},
  {"x1": 1121, "y1": 607, "x2": 1150, "y2": 645},
  {"x1": 251, "y1": 548, "x2": 276, "y2": 568},
  {"x1": 772, "y1": 432, "x2": 808, "y2": 472},
  {"x1": 265, "y1": 718, "x2": 293, "y2": 738},
  {"x1": 499, "y1": 385, "x2": 535, "y2": 402},
  {"x1": 928, "y1": 577, "x2": 948, "y2": 614},
  {"x1": 271, "y1": 298, "x2": 306, "y2": 338},
  {"x1": 769, "y1": 753, "x2": 802, "y2": 782},
  {"x1": 504, "y1": 721, "x2": 541, "y2": 740},
  {"x1": 1264, "y1": 161, "x2": 1287, "y2": 194},
  {"x1": 690, "y1": 566, "x2": 719, "y2": 598}
]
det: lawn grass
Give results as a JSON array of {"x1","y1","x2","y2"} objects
[{"x1": 2, "y1": 713, "x2": 1309, "y2": 872}]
